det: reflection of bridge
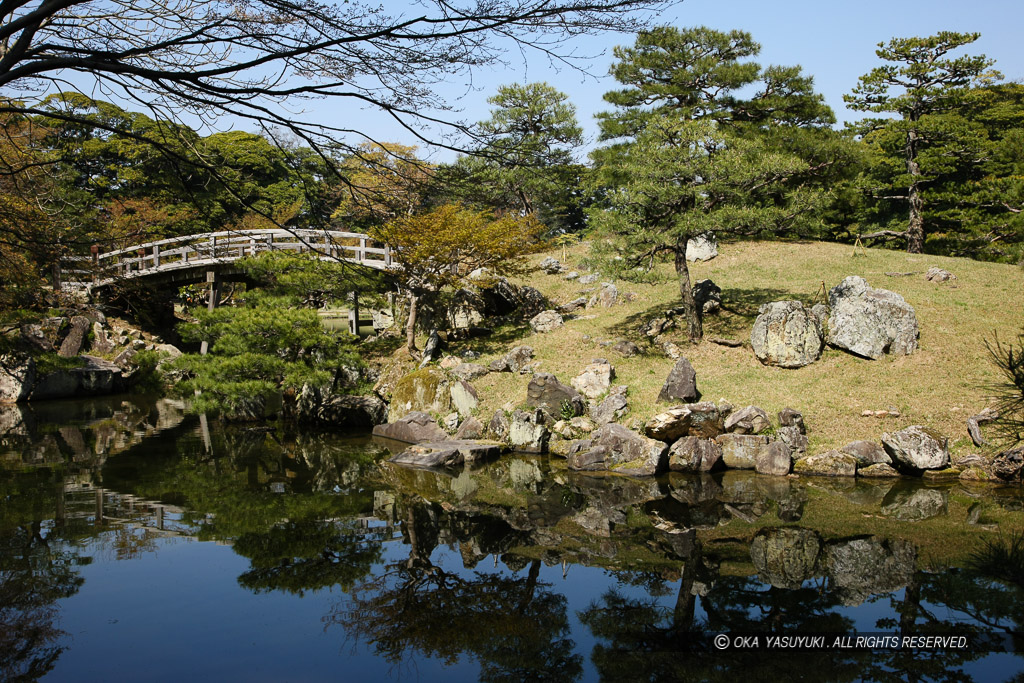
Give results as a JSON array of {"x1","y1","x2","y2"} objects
[{"x1": 61, "y1": 228, "x2": 394, "y2": 293}]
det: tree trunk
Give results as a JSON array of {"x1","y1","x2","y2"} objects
[
  {"x1": 905, "y1": 126, "x2": 924, "y2": 254},
  {"x1": 675, "y1": 245, "x2": 702, "y2": 342},
  {"x1": 405, "y1": 292, "x2": 420, "y2": 357}
]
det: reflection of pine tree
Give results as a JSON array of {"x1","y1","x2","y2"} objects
[{"x1": 331, "y1": 498, "x2": 583, "y2": 682}]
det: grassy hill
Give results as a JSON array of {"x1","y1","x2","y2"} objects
[{"x1": 456, "y1": 239, "x2": 1023, "y2": 458}]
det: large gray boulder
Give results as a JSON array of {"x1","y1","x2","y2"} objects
[
  {"x1": 644, "y1": 402, "x2": 722, "y2": 442},
  {"x1": 390, "y1": 439, "x2": 506, "y2": 469},
  {"x1": 0, "y1": 353, "x2": 35, "y2": 403},
  {"x1": 755, "y1": 441, "x2": 792, "y2": 476},
  {"x1": 571, "y1": 359, "x2": 615, "y2": 399},
  {"x1": 509, "y1": 409, "x2": 550, "y2": 453},
  {"x1": 372, "y1": 411, "x2": 448, "y2": 444},
  {"x1": 297, "y1": 386, "x2": 388, "y2": 429},
  {"x1": 526, "y1": 372, "x2": 585, "y2": 419},
  {"x1": 668, "y1": 437, "x2": 723, "y2": 473},
  {"x1": 58, "y1": 316, "x2": 91, "y2": 358},
  {"x1": 567, "y1": 423, "x2": 668, "y2": 476},
  {"x1": 590, "y1": 386, "x2": 629, "y2": 425},
  {"x1": 529, "y1": 310, "x2": 564, "y2": 333},
  {"x1": 724, "y1": 405, "x2": 771, "y2": 434},
  {"x1": 716, "y1": 433, "x2": 769, "y2": 469},
  {"x1": 881, "y1": 426, "x2": 949, "y2": 472},
  {"x1": 750, "y1": 300, "x2": 825, "y2": 368},
  {"x1": 387, "y1": 367, "x2": 452, "y2": 422},
  {"x1": 827, "y1": 276, "x2": 919, "y2": 359},
  {"x1": 657, "y1": 357, "x2": 699, "y2": 403},
  {"x1": 587, "y1": 282, "x2": 619, "y2": 309},
  {"x1": 840, "y1": 440, "x2": 891, "y2": 467},
  {"x1": 686, "y1": 232, "x2": 718, "y2": 262},
  {"x1": 793, "y1": 450, "x2": 857, "y2": 477}
]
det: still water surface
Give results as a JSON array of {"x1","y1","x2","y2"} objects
[{"x1": 2, "y1": 395, "x2": 1024, "y2": 682}]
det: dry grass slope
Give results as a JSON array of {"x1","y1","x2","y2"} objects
[{"x1": 465, "y1": 239, "x2": 1024, "y2": 458}]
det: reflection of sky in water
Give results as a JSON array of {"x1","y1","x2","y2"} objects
[{"x1": 4, "y1": 396, "x2": 1024, "y2": 682}]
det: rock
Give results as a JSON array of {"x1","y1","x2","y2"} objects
[
  {"x1": 517, "y1": 286, "x2": 547, "y2": 316},
  {"x1": 825, "y1": 537, "x2": 916, "y2": 606},
  {"x1": 724, "y1": 405, "x2": 771, "y2": 434},
  {"x1": 450, "y1": 363, "x2": 489, "y2": 381},
  {"x1": 297, "y1": 386, "x2": 388, "y2": 429},
  {"x1": 716, "y1": 433, "x2": 770, "y2": 469},
  {"x1": 449, "y1": 380, "x2": 479, "y2": 417},
  {"x1": 569, "y1": 416, "x2": 597, "y2": 433},
  {"x1": 530, "y1": 310, "x2": 564, "y2": 333},
  {"x1": 992, "y1": 445, "x2": 1024, "y2": 481},
  {"x1": 372, "y1": 411, "x2": 448, "y2": 444},
  {"x1": 839, "y1": 440, "x2": 891, "y2": 467},
  {"x1": 31, "y1": 355, "x2": 124, "y2": 401},
  {"x1": 880, "y1": 487, "x2": 948, "y2": 522},
  {"x1": 509, "y1": 409, "x2": 549, "y2": 453},
  {"x1": 750, "y1": 300, "x2": 825, "y2": 368},
  {"x1": 611, "y1": 340, "x2": 641, "y2": 357},
  {"x1": 960, "y1": 466, "x2": 994, "y2": 482},
  {"x1": 661, "y1": 341, "x2": 682, "y2": 359},
  {"x1": 388, "y1": 368, "x2": 453, "y2": 422},
  {"x1": 645, "y1": 402, "x2": 722, "y2": 442},
  {"x1": 881, "y1": 426, "x2": 950, "y2": 472},
  {"x1": 642, "y1": 317, "x2": 674, "y2": 338},
  {"x1": 559, "y1": 297, "x2": 588, "y2": 314},
  {"x1": 488, "y1": 410, "x2": 510, "y2": 440},
  {"x1": 571, "y1": 359, "x2": 615, "y2": 399},
  {"x1": 587, "y1": 282, "x2": 619, "y2": 309},
  {"x1": 922, "y1": 467, "x2": 962, "y2": 482},
  {"x1": 777, "y1": 425, "x2": 808, "y2": 459},
  {"x1": 390, "y1": 439, "x2": 507, "y2": 469},
  {"x1": 563, "y1": 271, "x2": 579, "y2": 281},
  {"x1": 591, "y1": 387, "x2": 629, "y2": 425},
  {"x1": 827, "y1": 276, "x2": 919, "y2": 359},
  {"x1": 489, "y1": 345, "x2": 534, "y2": 373},
  {"x1": 0, "y1": 353, "x2": 36, "y2": 403},
  {"x1": 793, "y1": 451, "x2": 857, "y2": 477},
  {"x1": 756, "y1": 441, "x2": 792, "y2": 476},
  {"x1": 686, "y1": 232, "x2": 718, "y2": 262},
  {"x1": 539, "y1": 256, "x2": 563, "y2": 274},
  {"x1": 418, "y1": 329, "x2": 444, "y2": 368},
  {"x1": 439, "y1": 355, "x2": 460, "y2": 369},
  {"x1": 578, "y1": 273, "x2": 600, "y2": 285},
  {"x1": 373, "y1": 350, "x2": 418, "y2": 401},
  {"x1": 442, "y1": 412, "x2": 460, "y2": 432},
  {"x1": 925, "y1": 266, "x2": 956, "y2": 282},
  {"x1": 692, "y1": 279, "x2": 722, "y2": 315},
  {"x1": 152, "y1": 343, "x2": 183, "y2": 361},
  {"x1": 567, "y1": 423, "x2": 668, "y2": 476},
  {"x1": 859, "y1": 463, "x2": 901, "y2": 478},
  {"x1": 58, "y1": 316, "x2": 91, "y2": 358},
  {"x1": 667, "y1": 437, "x2": 723, "y2": 472},
  {"x1": 525, "y1": 372, "x2": 585, "y2": 420},
  {"x1": 967, "y1": 408, "x2": 998, "y2": 447},
  {"x1": 19, "y1": 323, "x2": 52, "y2": 352},
  {"x1": 657, "y1": 357, "x2": 699, "y2": 403},
  {"x1": 90, "y1": 322, "x2": 115, "y2": 354},
  {"x1": 750, "y1": 527, "x2": 822, "y2": 589},
  {"x1": 371, "y1": 308, "x2": 395, "y2": 331},
  {"x1": 778, "y1": 407, "x2": 806, "y2": 433}
]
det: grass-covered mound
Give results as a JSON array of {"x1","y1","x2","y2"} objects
[{"x1": 456, "y1": 240, "x2": 1023, "y2": 458}]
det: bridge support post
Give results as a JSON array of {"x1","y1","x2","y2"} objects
[
  {"x1": 348, "y1": 291, "x2": 360, "y2": 336},
  {"x1": 200, "y1": 271, "x2": 221, "y2": 355}
]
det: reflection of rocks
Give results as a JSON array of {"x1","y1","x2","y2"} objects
[
  {"x1": 824, "y1": 536, "x2": 917, "y2": 606},
  {"x1": 750, "y1": 527, "x2": 822, "y2": 589},
  {"x1": 880, "y1": 487, "x2": 948, "y2": 521}
]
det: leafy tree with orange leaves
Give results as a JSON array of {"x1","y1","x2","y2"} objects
[{"x1": 370, "y1": 203, "x2": 542, "y2": 356}]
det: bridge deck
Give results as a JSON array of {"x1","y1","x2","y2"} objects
[{"x1": 61, "y1": 228, "x2": 394, "y2": 292}]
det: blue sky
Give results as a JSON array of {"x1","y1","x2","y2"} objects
[{"x1": 311, "y1": 0, "x2": 1024, "y2": 162}]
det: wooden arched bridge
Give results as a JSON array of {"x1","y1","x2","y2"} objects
[{"x1": 61, "y1": 228, "x2": 393, "y2": 293}]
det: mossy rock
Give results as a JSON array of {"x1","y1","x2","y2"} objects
[{"x1": 388, "y1": 367, "x2": 452, "y2": 422}]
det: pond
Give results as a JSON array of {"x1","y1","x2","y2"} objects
[{"x1": 2, "y1": 396, "x2": 1023, "y2": 682}]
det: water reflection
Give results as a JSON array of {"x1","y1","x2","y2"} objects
[{"x1": 2, "y1": 400, "x2": 1024, "y2": 681}]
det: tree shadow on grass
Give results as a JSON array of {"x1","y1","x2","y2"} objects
[{"x1": 602, "y1": 286, "x2": 795, "y2": 344}]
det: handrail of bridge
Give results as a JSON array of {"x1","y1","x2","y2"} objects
[{"x1": 61, "y1": 228, "x2": 393, "y2": 291}]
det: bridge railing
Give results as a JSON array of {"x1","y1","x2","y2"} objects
[{"x1": 61, "y1": 229, "x2": 392, "y2": 290}]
